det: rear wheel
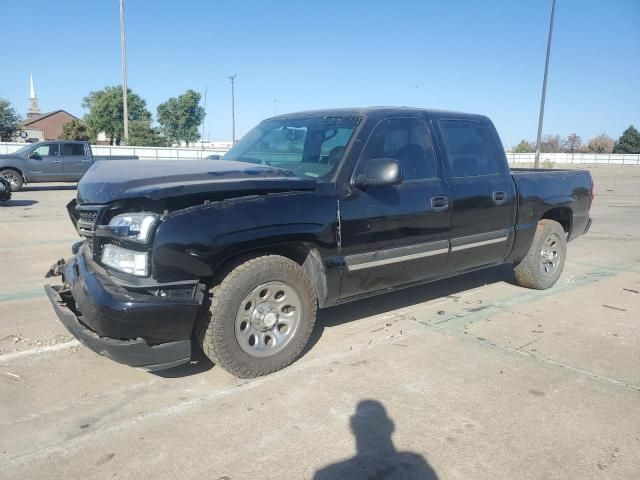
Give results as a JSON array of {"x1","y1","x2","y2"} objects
[
  {"x1": 0, "y1": 169, "x2": 23, "y2": 192},
  {"x1": 196, "y1": 254, "x2": 317, "y2": 378},
  {"x1": 514, "y1": 219, "x2": 567, "y2": 289}
]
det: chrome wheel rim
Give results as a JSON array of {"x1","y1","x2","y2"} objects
[
  {"x1": 235, "y1": 281, "x2": 302, "y2": 358},
  {"x1": 540, "y1": 234, "x2": 561, "y2": 275},
  {"x1": 2, "y1": 172, "x2": 19, "y2": 190}
]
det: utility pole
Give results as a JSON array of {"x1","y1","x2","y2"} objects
[
  {"x1": 201, "y1": 85, "x2": 207, "y2": 148},
  {"x1": 227, "y1": 75, "x2": 237, "y2": 144},
  {"x1": 534, "y1": 0, "x2": 557, "y2": 169},
  {"x1": 119, "y1": 0, "x2": 129, "y2": 143}
]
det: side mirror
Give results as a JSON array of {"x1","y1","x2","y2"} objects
[
  {"x1": 28, "y1": 152, "x2": 41, "y2": 160},
  {"x1": 353, "y1": 158, "x2": 403, "y2": 189}
]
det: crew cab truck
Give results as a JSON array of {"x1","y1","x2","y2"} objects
[
  {"x1": 0, "y1": 140, "x2": 138, "y2": 191},
  {"x1": 44, "y1": 107, "x2": 593, "y2": 378}
]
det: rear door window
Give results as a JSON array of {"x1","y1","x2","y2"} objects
[
  {"x1": 439, "y1": 120, "x2": 500, "y2": 177},
  {"x1": 61, "y1": 143, "x2": 85, "y2": 156}
]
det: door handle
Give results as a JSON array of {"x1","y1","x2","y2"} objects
[
  {"x1": 53, "y1": 160, "x2": 62, "y2": 163},
  {"x1": 492, "y1": 191, "x2": 507, "y2": 203},
  {"x1": 431, "y1": 196, "x2": 449, "y2": 211}
]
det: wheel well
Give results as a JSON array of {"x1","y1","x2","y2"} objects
[
  {"x1": 0, "y1": 167, "x2": 24, "y2": 179},
  {"x1": 214, "y1": 243, "x2": 328, "y2": 307},
  {"x1": 541, "y1": 207, "x2": 572, "y2": 234}
]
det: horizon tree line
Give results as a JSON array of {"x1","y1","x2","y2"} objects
[
  {"x1": 2, "y1": 94, "x2": 640, "y2": 153},
  {"x1": 511, "y1": 127, "x2": 640, "y2": 154}
]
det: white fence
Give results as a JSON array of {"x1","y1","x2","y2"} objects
[
  {"x1": 1, "y1": 142, "x2": 639, "y2": 165},
  {"x1": 507, "y1": 152, "x2": 640, "y2": 165},
  {"x1": 0, "y1": 142, "x2": 228, "y2": 160}
]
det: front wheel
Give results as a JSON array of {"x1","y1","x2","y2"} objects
[
  {"x1": 514, "y1": 219, "x2": 567, "y2": 290},
  {"x1": 0, "y1": 169, "x2": 23, "y2": 192},
  {"x1": 196, "y1": 254, "x2": 317, "y2": 378}
]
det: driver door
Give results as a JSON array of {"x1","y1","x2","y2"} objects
[
  {"x1": 24, "y1": 143, "x2": 63, "y2": 181},
  {"x1": 339, "y1": 116, "x2": 451, "y2": 298}
]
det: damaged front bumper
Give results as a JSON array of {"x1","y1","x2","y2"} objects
[{"x1": 44, "y1": 246, "x2": 205, "y2": 371}]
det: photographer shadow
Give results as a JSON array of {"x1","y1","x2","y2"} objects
[{"x1": 313, "y1": 400, "x2": 438, "y2": 480}]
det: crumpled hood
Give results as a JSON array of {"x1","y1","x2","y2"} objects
[{"x1": 76, "y1": 159, "x2": 316, "y2": 204}]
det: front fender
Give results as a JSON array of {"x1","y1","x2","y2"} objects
[
  {"x1": 0, "y1": 158, "x2": 25, "y2": 177},
  {"x1": 152, "y1": 192, "x2": 337, "y2": 282}
]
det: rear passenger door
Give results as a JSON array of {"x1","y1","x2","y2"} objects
[
  {"x1": 435, "y1": 118, "x2": 515, "y2": 272},
  {"x1": 339, "y1": 116, "x2": 451, "y2": 298},
  {"x1": 61, "y1": 143, "x2": 91, "y2": 180}
]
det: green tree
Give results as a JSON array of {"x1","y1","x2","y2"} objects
[
  {"x1": 587, "y1": 134, "x2": 614, "y2": 154},
  {"x1": 613, "y1": 125, "x2": 640, "y2": 154},
  {"x1": 157, "y1": 89, "x2": 205, "y2": 146},
  {"x1": 564, "y1": 133, "x2": 582, "y2": 153},
  {"x1": 513, "y1": 140, "x2": 535, "y2": 153},
  {"x1": 59, "y1": 119, "x2": 90, "y2": 141},
  {"x1": 0, "y1": 98, "x2": 21, "y2": 141},
  {"x1": 82, "y1": 86, "x2": 151, "y2": 145},
  {"x1": 127, "y1": 120, "x2": 169, "y2": 147},
  {"x1": 540, "y1": 134, "x2": 563, "y2": 153}
]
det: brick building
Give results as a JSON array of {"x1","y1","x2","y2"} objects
[{"x1": 19, "y1": 110, "x2": 79, "y2": 142}]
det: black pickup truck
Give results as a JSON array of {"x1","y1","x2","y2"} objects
[
  {"x1": 0, "y1": 176, "x2": 11, "y2": 202},
  {"x1": 45, "y1": 107, "x2": 593, "y2": 377},
  {"x1": 0, "y1": 140, "x2": 138, "y2": 191}
]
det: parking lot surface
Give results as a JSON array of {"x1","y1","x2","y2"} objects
[{"x1": 1, "y1": 166, "x2": 639, "y2": 480}]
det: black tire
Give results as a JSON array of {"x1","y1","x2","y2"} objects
[
  {"x1": 514, "y1": 219, "x2": 567, "y2": 290},
  {"x1": 196, "y1": 254, "x2": 317, "y2": 378},
  {"x1": 0, "y1": 169, "x2": 24, "y2": 192}
]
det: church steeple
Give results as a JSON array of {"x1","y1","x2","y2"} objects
[{"x1": 27, "y1": 74, "x2": 41, "y2": 118}]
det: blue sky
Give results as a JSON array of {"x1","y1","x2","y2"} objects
[{"x1": 1, "y1": 0, "x2": 638, "y2": 147}]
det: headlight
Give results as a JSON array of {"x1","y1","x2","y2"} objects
[
  {"x1": 102, "y1": 244, "x2": 149, "y2": 276},
  {"x1": 108, "y1": 212, "x2": 159, "y2": 243}
]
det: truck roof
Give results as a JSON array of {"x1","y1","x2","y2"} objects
[{"x1": 268, "y1": 106, "x2": 488, "y2": 122}]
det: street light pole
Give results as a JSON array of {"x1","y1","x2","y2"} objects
[
  {"x1": 119, "y1": 0, "x2": 129, "y2": 143},
  {"x1": 227, "y1": 75, "x2": 237, "y2": 144},
  {"x1": 534, "y1": 0, "x2": 557, "y2": 169},
  {"x1": 201, "y1": 85, "x2": 207, "y2": 148}
]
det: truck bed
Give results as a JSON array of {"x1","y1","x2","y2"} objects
[{"x1": 510, "y1": 167, "x2": 593, "y2": 243}]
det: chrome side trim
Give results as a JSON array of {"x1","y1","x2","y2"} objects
[
  {"x1": 348, "y1": 248, "x2": 450, "y2": 271},
  {"x1": 345, "y1": 240, "x2": 449, "y2": 272},
  {"x1": 450, "y1": 229, "x2": 510, "y2": 252},
  {"x1": 451, "y1": 236, "x2": 507, "y2": 251}
]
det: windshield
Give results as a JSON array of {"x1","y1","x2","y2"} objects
[
  {"x1": 12, "y1": 144, "x2": 35, "y2": 155},
  {"x1": 223, "y1": 115, "x2": 361, "y2": 179}
]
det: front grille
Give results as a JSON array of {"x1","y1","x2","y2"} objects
[
  {"x1": 75, "y1": 205, "x2": 105, "y2": 255},
  {"x1": 78, "y1": 210, "x2": 98, "y2": 224}
]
